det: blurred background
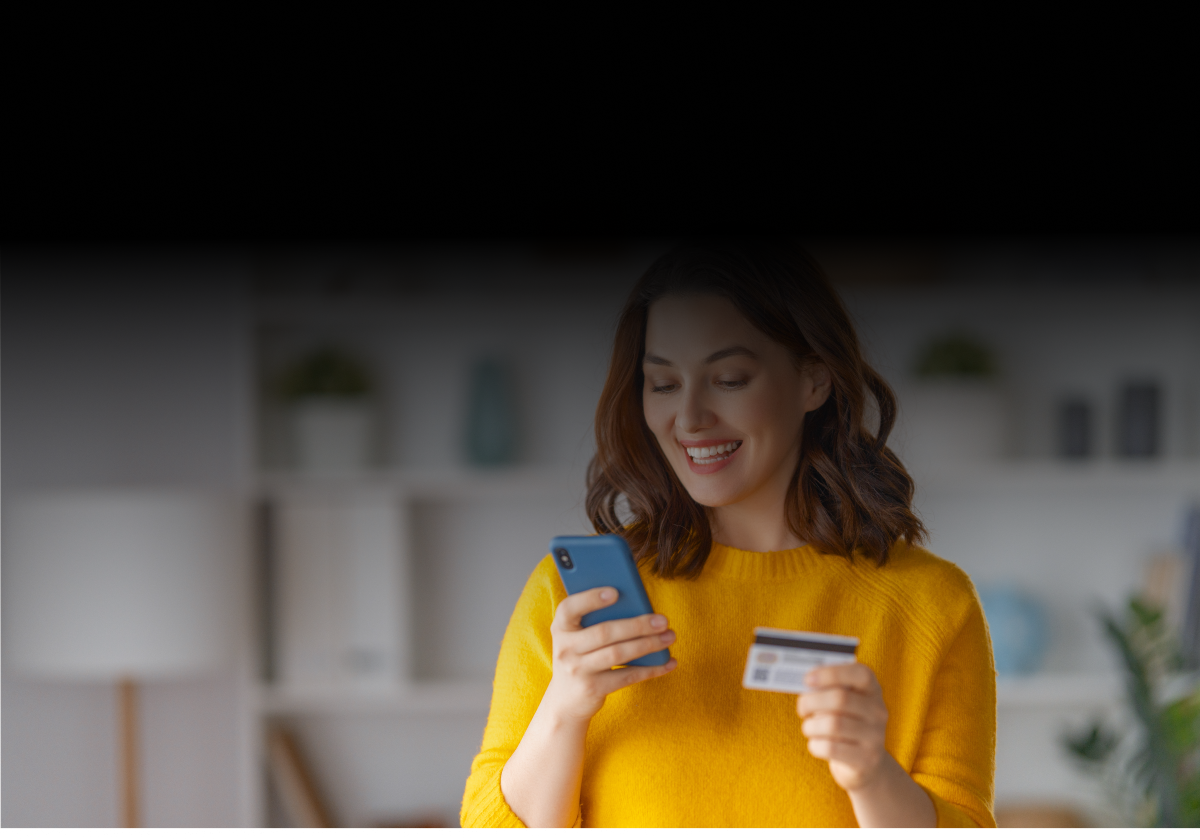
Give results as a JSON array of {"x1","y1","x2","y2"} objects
[{"x1": 3, "y1": 240, "x2": 1199, "y2": 827}]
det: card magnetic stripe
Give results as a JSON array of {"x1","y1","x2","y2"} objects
[{"x1": 753, "y1": 635, "x2": 858, "y2": 655}]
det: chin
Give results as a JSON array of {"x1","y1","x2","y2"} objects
[{"x1": 676, "y1": 474, "x2": 745, "y2": 509}]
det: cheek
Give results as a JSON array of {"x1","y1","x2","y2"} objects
[
  {"x1": 738, "y1": 387, "x2": 804, "y2": 444},
  {"x1": 643, "y1": 401, "x2": 685, "y2": 465}
]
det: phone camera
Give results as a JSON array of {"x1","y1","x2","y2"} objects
[{"x1": 557, "y1": 550, "x2": 574, "y2": 570}]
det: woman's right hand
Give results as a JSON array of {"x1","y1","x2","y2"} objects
[{"x1": 542, "y1": 586, "x2": 677, "y2": 722}]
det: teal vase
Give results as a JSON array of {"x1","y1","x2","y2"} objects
[
  {"x1": 979, "y1": 585, "x2": 1048, "y2": 675},
  {"x1": 465, "y1": 359, "x2": 517, "y2": 466}
]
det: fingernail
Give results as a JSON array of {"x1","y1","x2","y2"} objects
[
  {"x1": 600, "y1": 588, "x2": 615, "y2": 601},
  {"x1": 650, "y1": 614, "x2": 667, "y2": 629},
  {"x1": 660, "y1": 631, "x2": 675, "y2": 643},
  {"x1": 666, "y1": 659, "x2": 677, "y2": 670}
]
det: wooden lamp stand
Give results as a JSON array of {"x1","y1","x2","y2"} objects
[{"x1": 119, "y1": 679, "x2": 140, "y2": 828}]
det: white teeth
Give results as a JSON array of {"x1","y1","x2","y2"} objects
[{"x1": 684, "y1": 441, "x2": 741, "y2": 462}]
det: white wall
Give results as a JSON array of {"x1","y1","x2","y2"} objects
[{"x1": 2, "y1": 252, "x2": 254, "y2": 827}]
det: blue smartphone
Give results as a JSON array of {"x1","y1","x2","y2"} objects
[{"x1": 549, "y1": 534, "x2": 670, "y2": 667}]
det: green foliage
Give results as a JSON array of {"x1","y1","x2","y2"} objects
[
  {"x1": 914, "y1": 333, "x2": 997, "y2": 379},
  {"x1": 1065, "y1": 721, "x2": 1119, "y2": 763},
  {"x1": 1063, "y1": 597, "x2": 1200, "y2": 826},
  {"x1": 280, "y1": 347, "x2": 372, "y2": 400}
]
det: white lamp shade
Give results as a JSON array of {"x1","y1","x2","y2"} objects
[{"x1": 3, "y1": 490, "x2": 240, "y2": 681}]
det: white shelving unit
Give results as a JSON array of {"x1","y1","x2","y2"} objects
[
  {"x1": 250, "y1": 465, "x2": 592, "y2": 826},
  {"x1": 245, "y1": 459, "x2": 1198, "y2": 825},
  {"x1": 241, "y1": 257, "x2": 1200, "y2": 827}
]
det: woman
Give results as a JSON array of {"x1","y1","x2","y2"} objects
[{"x1": 461, "y1": 242, "x2": 996, "y2": 828}]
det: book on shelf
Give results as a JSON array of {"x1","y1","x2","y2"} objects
[{"x1": 267, "y1": 726, "x2": 332, "y2": 828}]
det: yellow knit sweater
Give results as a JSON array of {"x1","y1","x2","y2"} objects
[{"x1": 461, "y1": 541, "x2": 996, "y2": 828}]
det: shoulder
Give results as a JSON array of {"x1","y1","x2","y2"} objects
[
  {"x1": 847, "y1": 541, "x2": 983, "y2": 646},
  {"x1": 878, "y1": 542, "x2": 978, "y2": 603},
  {"x1": 512, "y1": 553, "x2": 568, "y2": 619}
]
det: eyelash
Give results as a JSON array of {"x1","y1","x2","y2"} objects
[{"x1": 649, "y1": 379, "x2": 747, "y2": 393}]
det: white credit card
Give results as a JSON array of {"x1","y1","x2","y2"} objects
[{"x1": 742, "y1": 627, "x2": 859, "y2": 694}]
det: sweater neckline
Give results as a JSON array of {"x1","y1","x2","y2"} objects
[{"x1": 700, "y1": 541, "x2": 826, "y2": 581}]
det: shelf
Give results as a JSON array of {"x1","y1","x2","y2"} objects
[
  {"x1": 996, "y1": 672, "x2": 1122, "y2": 709},
  {"x1": 913, "y1": 461, "x2": 1200, "y2": 495},
  {"x1": 253, "y1": 462, "x2": 1200, "y2": 509},
  {"x1": 259, "y1": 673, "x2": 1129, "y2": 715},
  {"x1": 257, "y1": 680, "x2": 494, "y2": 716},
  {"x1": 257, "y1": 466, "x2": 585, "y2": 501}
]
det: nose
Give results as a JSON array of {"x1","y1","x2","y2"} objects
[{"x1": 677, "y1": 383, "x2": 716, "y2": 435}]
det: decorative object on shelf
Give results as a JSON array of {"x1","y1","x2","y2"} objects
[
  {"x1": 1057, "y1": 397, "x2": 1093, "y2": 459},
  {"x1": 281, "y1": 347, "x2": 378, "y2": 473},
  {"x1": 1115, "y1": 380, "x2": 1161, "y2": 459},
  {"x1": 978, "y1": 585, "x2": 1048, "y2": 675},
  {"x1": 914, "y1": 333, "x2": 998, "y2": 379},
  {"x1": 895, "y1": 332, "x2": 1009, "y2": 468},
  {"x1": 373, "y1": 813, "x2": 453, "y2": 828},
  {"x1": 994, "y1": 803, "x2": 1089, "y2": 827},
  {"x1": 269, "y1": 489, "x2": 407, "y2": 689},
  {"x1": 3, "y1": 490, "x2": 238, "y2": 828},
  {"x1": 1062, "y1": 597, "x2": 1200, "y2": 827},
  {"x1": 465, "y1": 357, "x2": 518, "y2": 467},
  {"x1": 1182, "y1": 506, "x2": 1200, "y2": 670}
]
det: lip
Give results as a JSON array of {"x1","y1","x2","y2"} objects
[{"x1": 678, "y1": 438, "x2": 743, "y2": 475}]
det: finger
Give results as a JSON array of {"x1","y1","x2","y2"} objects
[
  {"x1": 581, "y1": 630, "x2": 675, "y2": 671},
  {"x1": 797, "y1": 687, "x2": 881, "y2": 721},
  {"x1": 804, "y1": 663, "x2": 879, "y2": 694},
  {"x1": 595, "y1": 658, "x2": 678, "y2": 693},
  {"x1": 801, "y1": 712, "x2": 878, "y2": 744},
  {"x1": 573, "y1": 613, "x2": 670, "y2": 655},
  {"x1": 807, "y1": 737, "x2": 870, "y2": 765},
  {"x1": 553, "y1": 587, "x2": 618, "y2": 630}
]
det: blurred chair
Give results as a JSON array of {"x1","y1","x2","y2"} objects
[{"x1": 4, "y1": 491, "x2": 238, "y2": 827}]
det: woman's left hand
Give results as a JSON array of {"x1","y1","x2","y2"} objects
[{"x1": 797, "y1": 663, "x2": 890, "y2": 791}]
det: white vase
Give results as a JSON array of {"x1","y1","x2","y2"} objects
[
  {"x1": 290, "y1": 398, "x2": 376, "y2": 474},
  {"x1": 891, "y1": 381, "x2": 1011, "y2": 471}
]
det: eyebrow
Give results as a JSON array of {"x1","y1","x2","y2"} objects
[{"x1": 643, "y1": 345, "x2": 759, "y2": 367}]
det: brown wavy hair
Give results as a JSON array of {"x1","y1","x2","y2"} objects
[{"x1": 586, "y1": 240, "x2": 925, "y2": 578}]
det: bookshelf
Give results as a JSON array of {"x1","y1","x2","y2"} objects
[
  {"x1": 248, "y1": 459, "x2": 1198, "y2": 824},
  {"x1": 240, "y1": 253, "x2": 1200, "y2": 827}
]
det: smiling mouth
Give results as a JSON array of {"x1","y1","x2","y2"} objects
[{"x1": 684, "y1": 441, "x2": 742, "y2": 465}]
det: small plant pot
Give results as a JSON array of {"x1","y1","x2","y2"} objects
[
  {"x1": 290, "y1": 398, "x2": 376, "y2": 473},
  {"x1": 892, "y1": 381, "x2": 1010, "y2": 470}
]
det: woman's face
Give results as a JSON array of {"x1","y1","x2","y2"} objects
[{"x1": 642, "y1": 293, "x2": 831, "y2": 510}]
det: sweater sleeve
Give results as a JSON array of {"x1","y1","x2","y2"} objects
[
  {"x1": 460, "y1": 555, "x2": 566, "y2": 828},
  {"x1": 909, "y1": 591, "x2": 998, "y2": 828}
]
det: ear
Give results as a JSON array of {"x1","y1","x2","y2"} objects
[{"x1": 803, "y1": 362, "x2": 833, "y2": 413}]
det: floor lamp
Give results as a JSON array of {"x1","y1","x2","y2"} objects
[{"x1": 4, "y1": 491, "x2": 237, "y2": 827}]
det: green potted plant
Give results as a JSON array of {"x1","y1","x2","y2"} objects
[
  {"x1": 280, "y1": 347, "x2": 378, "y2": 473},
  {"x1": 1063, "y1": 598, "x2": 1200, "y2": 826},
  {"x1": 894, "y1": 332, "x2": 1010, "y2": 469}
]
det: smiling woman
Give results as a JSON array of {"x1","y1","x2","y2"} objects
[
  {"x1": 461, "y1": 241, "x2": 996, "y2": 829},
  {"x1": 589, "y1": 244, "x2": 926, "y2": 577}
]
